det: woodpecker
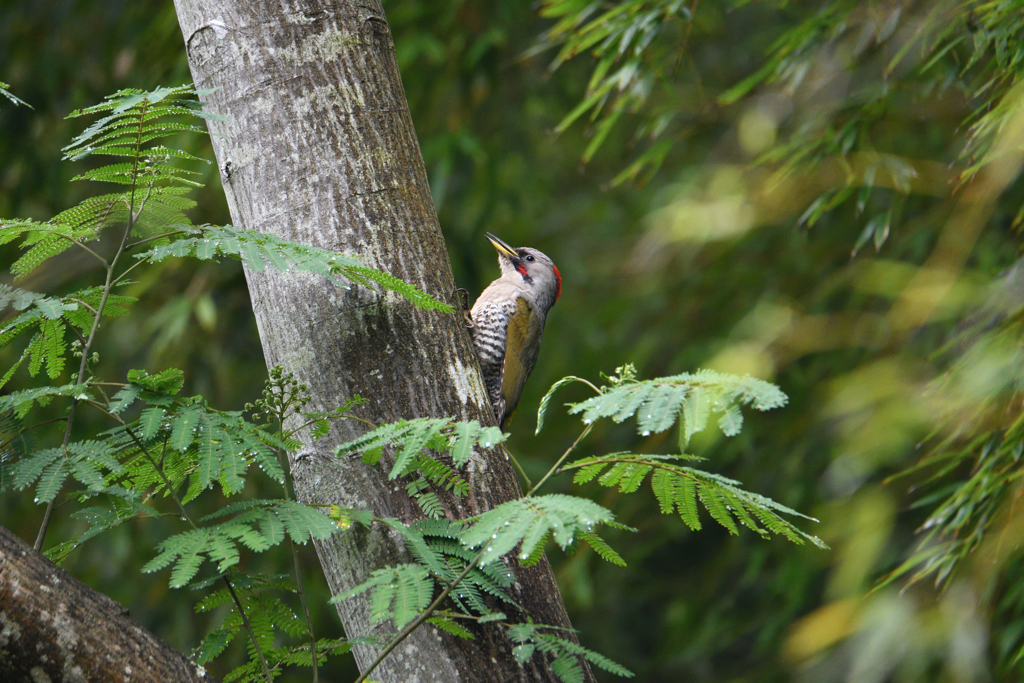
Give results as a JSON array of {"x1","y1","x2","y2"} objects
[{"x1": 470, "y1": 233, "x2": 562, "y2": 430}]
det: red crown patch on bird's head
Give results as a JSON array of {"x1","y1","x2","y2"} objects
[{"x1": 552, "y1": 264, "x2": 562, "y2": 301}]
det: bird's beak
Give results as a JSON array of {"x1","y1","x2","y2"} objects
[{"x1": 486, "y1": 233, "x2": 518, "y2": 260}]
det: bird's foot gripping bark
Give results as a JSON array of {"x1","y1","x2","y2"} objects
[{"x1": 453, "y1": 287, "x2": 474, "y2": 328}]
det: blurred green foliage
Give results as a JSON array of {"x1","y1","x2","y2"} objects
[{"x1": 6, "y1": 0, "x2": 1024, "y2": 681}]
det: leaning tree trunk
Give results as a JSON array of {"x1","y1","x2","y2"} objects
[
  {"x1": 172, "y1": 2, "x2": 592, "y2": 681},
  {"x1": 0, "y1": 525, "x2": 216, "y2": 683}
]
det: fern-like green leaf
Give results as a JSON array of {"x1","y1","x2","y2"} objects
[
  {"x1": 573, "y1": 461, "x2": 610, "y2": 484},
  {"x1": 449, "y1": 420, "x2": 481, "y2": 465},
  {"x1": 542, "y1": 632, "x2": 635, "y2": 678},
  {"x1": 138, "y1": 407, "x2": 166, "y2": 440},
  {"x1": 259, "y1": 512, "x2": 287, "y2": 547},
  {"x1": 0, "y1": 383, "x2": 89, "y2": 419},
  {"x1": 167, "y1": 532, "x2": 211, "y2": 588},
  {"x1": 598, "y1": 462, "x2": 630, "y2": 488},
  {"x1": 108, "y1": 384, "x2": 143, "y2": 414},
  {"x1": 136, "y1": 224, "x2": 454, "y2": 312},
  {"x1": 414, "y1": 491, "x2": 445, "y2": 518},
  {"x1": 551, "y1": 656, "x2": 585, "y2": 683},
  {"x1": 507, "y1": 622, "x2": 634, "y2": 679},
  {"x1": 194, "y1": 413, "x2": 220, "y2": 491},
  {"x1": 636, "y1": 384, "x2": 688, "y2": 434},
  {"x1": 461, "y1": 494, "x2": 615, "y2": 565},
  {"x1": 568, "y1": 369, "x2": 788, "y2": 445},
  {"x1": 12, "y1": 447, "x2": 63, "y2": 491},
  {"x1": 34, "y1": 460, "x2": 69, "y2": 503},
  {"x1": 391, "y1": 419, "x2": 450, "y2": 478},
  {"x1": 68, "y1": 456, "x2": 107, "y2": 491},
  {"x1": 205, "y1": 530, "x2": 242, "y2": 572},
  {"x1": 569, "y1": 454, "x2": 824, "y2": 544},
  {"x1": 581, "y1": 530, "x2": 626, "y2": 567},
  {"x1": 389, "y1": 564, "x2": 435, "y2": 628},
  {"x1": 194, "y1": 628, "x2": 236, "y2": 665},
  {"x1": 428, "y1": 616, "x2": 475, "y2": 639},
  {"x1": 718, "y1": 404, "x2": 743, "y2": 437},
  {"x1": 170, "y1": 406, "x2": 201, "y2": 452},
  {"x1": 332, "y1": 564, "x2": 434, "y2": 628},
  {"x1": 536, "y1": 376, "x2": 598, "y2": 434},
  {"x1": 272, "y1": 500, "x2": 339, "y2": 545},
  {"x1": 681, "y1": 384, "x2": 710, "y2": 448},
  {"x1": 650, "y1": 468, "x2": 675, "y2": 514},
  {"x1": 677, "y1": 477, "x2": 701, "y2": 531},
  {"x1": 336, "y1": 417, "x2": 507, "y2": 482},
  {"x1": 142, "y1": 528, "x2": 206, "y2": 583},
  {"x1": 697, "y1": 482, "x2": 740, "y2": 535},
  {"x1": 0, "y1": 82, "x2": 31, "y2": 108}
]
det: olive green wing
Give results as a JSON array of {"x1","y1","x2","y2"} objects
[{"x1": 498, "y1": 296, "x2": 544, "y2": 429}]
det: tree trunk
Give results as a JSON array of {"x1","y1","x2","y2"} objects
[
  {"x1": 0, "y1": 525, "x2": 215, "y2": 683},
  {"x1": 171, "y1": 2, "x2": 592, "y2": 681}
]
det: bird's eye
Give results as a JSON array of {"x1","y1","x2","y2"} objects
[{"x1": 525, "y1": 255, "x2": 534, "y2": 262}]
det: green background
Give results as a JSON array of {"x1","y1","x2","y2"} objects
[{"x1": 3, "y1": 2, "x2": 1021, "y2": 681}]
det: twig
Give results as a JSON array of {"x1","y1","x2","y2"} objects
[
  {"x1": 0, "y1": 417, "x2": 68, "y2": 452},
  {"x1": 222, "y1": 577, "x2": 274, "y2": 682},
  {"x1": 51, "y1": 233, "x2": 109, "y2": 268},
  {"x1": 109, "y1": 258, "x2": 147, "y2": 287},
  {"x1": 34, "y1": 110, "x2": 145, "y2": 550},
  {"x1": 66, "y1": 298, "x2": 99, "y2": 316},
  {"x1": 527, "y1": 423, "x2": 594, "y2": 497},
  {"x1": 504, "y1": 446, "x2": 533, "y2": 490},
  {"x1": 354, "y1": 548, "x2": 488, "y2": 683}
]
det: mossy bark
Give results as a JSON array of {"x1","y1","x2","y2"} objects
[{"x1": 0, "y1": 525, "x2": 214, "y2": 683}]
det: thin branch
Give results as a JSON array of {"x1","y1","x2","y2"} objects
[
  {"x1": 66, "y1": 298, "x2": 99, "y2": 316},
  {"x1": 0, "y1": 417, "x2": 68, "y2": 452},
  {"x1": 67, "y1": 324, "x2": 87, "y2": 347},
  {"x1": 110, "y1": 257, "x2": 147, "y2": 287},
  {"x1": 289, "y1": 537, "x2": 319, "y2": 682},
  {"x1": 126, "y1": 229, "x2": 188, "y2": 250},
  {"x1": 353, "y1": 548, "x2": 488, "y2": 683},
  {"x1": 33, "y1": 499, "x2": 56, "y2": 550},
  {"x1": 36, "y1": 111, "x2": 146, "y2": 550},
  {"x1": 49, "y1": 233, "x2": 109, "y2": 268},
  {"x1": 505, "y1": 447, "x2": 533, "y2": 490},
  {"x1": 222, "y1": 577, "x2": 274, "y2": 683},
  {"x1": 527, "y1": 423, "x2": 594, "y2": 497}
]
